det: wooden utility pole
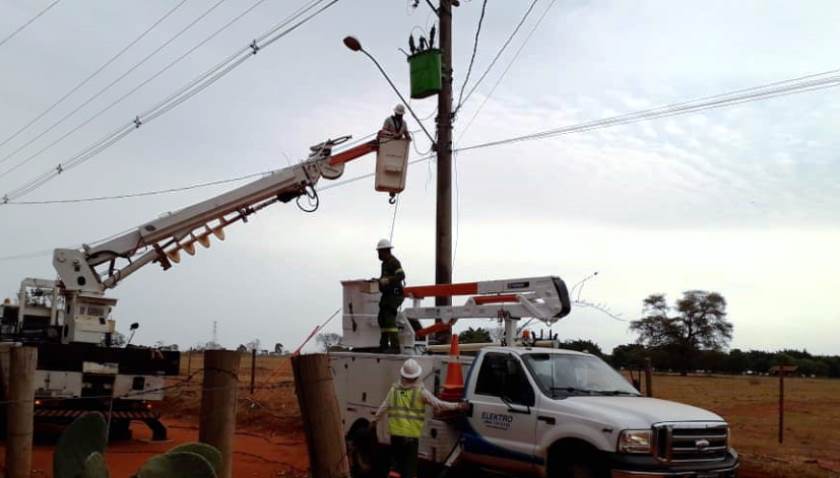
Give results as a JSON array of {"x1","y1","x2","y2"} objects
[
  {"x1": 291, "y1": 354, "x2": 349, "y2": 478},
  {"x1": 435, "y1": 0, "x2": 454, "y2": 342},
  {"x1": 644, "y1": 357, "x2": 654, "y2": 397},
  {"x1": 6, "y1": 346, "x2": 37, "y2": 478},
  {"x1": 199, "y1": 350, "x2": 241, "y2": 478}
]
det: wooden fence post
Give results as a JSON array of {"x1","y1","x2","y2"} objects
[
  {"x1": 199, "y1": 350, "x2": 241, "y2": 478},
  {"x1": 779, "y1": 368, "x2": 785, "y2": 444},
  {"x1": 291, "y1": 353, "x2": 349, "y2": 478},
  {"x1": 644, "y1": 357, "x2": 653, "y2": 397},
  {"x1": 250, "y1": 348, "x2": 257, "y2": 395},
  {"x1": 7, "y1": 346, "x2": 37, "y2": 478}
]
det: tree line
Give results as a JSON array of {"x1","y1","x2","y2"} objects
[{"x1": 459, "y1": 289, "x2": 840, "y2": 378}]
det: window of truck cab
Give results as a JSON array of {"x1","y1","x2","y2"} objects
[
  {"x1": 521, "y1": 352, "x2": 639, "y2": 398},
  {"x1": 474, "y1": 352, "x2": 535, "y2": 406}
]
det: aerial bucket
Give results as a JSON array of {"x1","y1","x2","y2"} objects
[{"x1": 408, "y1": 49, "x2": 442, "y2": 99}]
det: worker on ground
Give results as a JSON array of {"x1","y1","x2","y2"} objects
[
  {"x1": 381, "y1": 104, "x2": 411, "y2": 140},
  {"x1": 371, "y1": 359, "x2": 468, "y2": 478},
  {"x1": 376, "y1": 239, "x2": 404, "y2": 353}
]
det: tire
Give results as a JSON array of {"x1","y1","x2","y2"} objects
[
  {"x1": 108, "y1": 419, "x2": 133, "y2": 441},
  {"x1": 563, "y1": 462, "x2": 597, "y2": 478},
  {"x1": 346, "y1": 424, "x2": 387, "y2": 478}
]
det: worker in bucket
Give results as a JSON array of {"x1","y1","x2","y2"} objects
[
  {"x1": 376, "y1": 239, "x2": 404, "y2": 353},
  {"x1": 381, "y1": 104, "x2": 411, "y2": 140},
  {"x1": 371, "y1": 358, "x2": 468, "y2": 478}
]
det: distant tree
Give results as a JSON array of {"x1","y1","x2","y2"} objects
[
  {"x1": 630, "y1": 291, "x2": 733, "y2": 374},
  {"x1": 274, "y1": 343, "x2": 285, "y2": 355},
  {"x1": 316, "y1": 332, "x2": 342, "y2": 352},
  {"x1": 559, "y1": 339, "x2": 604, "y2": 358},
  {"x1": 724, "y1": 348, "x2": 749, "y2": 374},
  {"x1": 459, "y1": 327, "x2": 492, "y2": 344},
  {"x1": 611, "y1": 344, "x2": 648, "y2": 368}
]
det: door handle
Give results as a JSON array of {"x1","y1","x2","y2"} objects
[{"x1": 537, "y1": 416, "x2": 556, "y2": 425}]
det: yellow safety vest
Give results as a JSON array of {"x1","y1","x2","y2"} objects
[{"x1": 387, "y1": 384, "x2": 426, "y2": 438}]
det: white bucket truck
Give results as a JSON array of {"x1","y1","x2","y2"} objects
[{"x1": 332, "y1": 276, "x2": 739, "y2": 478}]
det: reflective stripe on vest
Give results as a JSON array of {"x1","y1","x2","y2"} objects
[{"x1": 387, "y1": 385, "x2": 425, "y2": 438}]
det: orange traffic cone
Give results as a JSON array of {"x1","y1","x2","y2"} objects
[{"x1": 439, "y1": 335, "x2": 464, "y2": 401}]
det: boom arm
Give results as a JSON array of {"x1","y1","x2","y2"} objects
[{"x1": 54, "y1": 136, "x2": 380, "y2": 294}]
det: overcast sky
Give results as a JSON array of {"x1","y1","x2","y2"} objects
[{"x1": 1, "y1": 0, "x2": 838, "y2": 355}]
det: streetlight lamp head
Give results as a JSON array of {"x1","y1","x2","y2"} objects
[{"x1": 343, "y1": 36, "x2": 362, "y2": 52}]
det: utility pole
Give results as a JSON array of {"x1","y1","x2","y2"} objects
[{"x1": 435, "y1": 0, "x2": 454, "y2": 335}]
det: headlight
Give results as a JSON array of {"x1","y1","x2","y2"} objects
[{"x1": 618, "y1": 430, "x2": 653, "y2": 454}]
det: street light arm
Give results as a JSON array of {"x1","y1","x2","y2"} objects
[{"x1": 359, "y1": 49, "x2": 437, "y2": 145}]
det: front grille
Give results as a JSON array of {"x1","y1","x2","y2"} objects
[{"x1": 654, "y1": 422, "x2": 729, "y2": 463}]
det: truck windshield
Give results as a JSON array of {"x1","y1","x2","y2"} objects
[{"x1": 521, "y1": 353, "x2": 640, "y2": 398}]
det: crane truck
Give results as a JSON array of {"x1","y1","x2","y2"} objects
[
  {"x1": 0, "y1": 134, "x2": 410, "y2": 439},
  {"x1": 332, "y1": 278, "x2": 740, "y2": 478}
]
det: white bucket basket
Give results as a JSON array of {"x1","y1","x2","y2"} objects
[{"x1": 375, "y1": 138, "x2": 410, "y2": 194}]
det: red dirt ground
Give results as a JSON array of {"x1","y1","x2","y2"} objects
[{"x1": 3, "y1": 356, "x2": 837, "y2": 477}]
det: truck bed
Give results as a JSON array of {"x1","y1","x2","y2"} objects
[{"x1": 331, "y1": 352, "x2": 473, "y2": 464}]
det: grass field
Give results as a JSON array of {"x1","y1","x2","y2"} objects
[
  {"x1": 634, "y1": 372, "x2": 840, "y2": 477},
  {"x1": 172, "y1": 353, "x2": 840, "y2": 477}
]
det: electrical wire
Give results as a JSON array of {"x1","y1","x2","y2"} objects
[
  {"x1": 6, "y1": 68, "x2": 839, "y2": 208},
  {"x1": 458, "y1": 0, "x2": 557, "y2": 142},
  {"x1": 0, "y1": 0, "x2": 190, "y2": 152},
  {"x1": 456, "y1": 70, "x2": 840, "y2": 153},
  {"x1": 0, "y1": 0, "x2": 235, "y2": 173},
  {"x1": 3, "y1": 171, "x2": 268, "y2": 205},
  {"x1": 389, "y1": 194, "x2": 400, "y2": 243},
  {"x1": 0, "y1": 0, "x2": 63, "y2": 50},
  {"x1": 458, "y1": 0, "x2": 539, "y2": 110},
  {"x1": 0, "y1": 0, "x2": 340, "y2": 203},
  {"x1": 455, "y1": 0, "x2": 488, "y2": 112}
]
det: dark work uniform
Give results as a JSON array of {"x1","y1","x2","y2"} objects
[{"x1": 378, "y1": 255, "x2": 405, "y2": 353}]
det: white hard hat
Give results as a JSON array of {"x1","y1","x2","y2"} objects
[
  {"x1": 400, "y1": 359, "x2": 422, "y2": 380},
  {"x1": 376, "y1": 238, "x2": 393, "y2": 250},
  {"x1": 394, "y1": 104, "x2": 406, "y2": 115}
]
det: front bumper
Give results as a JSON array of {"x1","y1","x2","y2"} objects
[{"x1": 608, "y1": 449, "x2": 739, "y2": 477}]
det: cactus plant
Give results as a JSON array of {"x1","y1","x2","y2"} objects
[
  {"x1": 54, "y1": 412, "x2": 108, "y2": 478},
  {"x1": 134, "y1": 451, "x2": 216, "y2": 478},
  {"x1": 166, "y1": 442, "x2": 222, "y2": 475},
  {"x1": 80, "y1": 452, "x2": 110, "y2": 478},
  {"x1": 53, "y1": 414, "x2": 221, "y2": 478}
]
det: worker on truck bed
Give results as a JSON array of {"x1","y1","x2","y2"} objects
[
  {"x1": 376, "y1": 239, "x2": 404, "y2": 353},
  {"x1": 381, "y1": 104, "x2": 411, "y2": 140},
  {"x1": 372, "y1": 359, "x2": 468, "y2": 478}
]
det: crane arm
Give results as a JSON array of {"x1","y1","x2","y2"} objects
[{"x1": 53, "y1": 136, "x2": 381, "y2": 293}]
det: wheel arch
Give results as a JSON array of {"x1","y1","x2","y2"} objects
[{"x1": 547, "y1": 437, "x2": 604, "y2": 477}]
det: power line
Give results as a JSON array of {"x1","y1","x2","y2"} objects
[
  {"x1": 3, "y1": 171, "x2": 268, "y2": 205},
  {"x1": 0, "y1": 0, "x2": 340, "y2": 203},
  {"x1": 457, "y1": 70, "x2": 840, "y2": 153},
  {"x1": 455, "y1": 0, "x2": 488, "y2": 112},
  {"x1": 6, "y1": 68, "x2": 840, "y2": 207},
  {"x1": 0, "y1": 0, "x2": 190, "y2": 151},
  {"x1": 458, "y1": 0, "x2": 539, "y2": 110},
  {"x1": 0, "y1": 0, "x2": 235, "y2": 175},
  {"x1": 0, "y1": 0, "x2": 63, "y2": 50},
  {"x1": 458, "y1": 0, "x2": 557, "y2": 142}
]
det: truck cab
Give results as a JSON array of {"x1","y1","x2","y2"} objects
[{"x1": 463, "y1": 347, "x2": 739, "y2": 477}]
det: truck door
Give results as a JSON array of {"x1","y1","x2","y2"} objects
[{"x1": 464, "y1": 352, "x2": 538, "y2": 474}]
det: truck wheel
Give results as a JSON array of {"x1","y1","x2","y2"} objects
[
  {"x1": 108, "y1": 419, "x2": 133, "y2": 441},
  {"x1": 563, "y1": 462, "x2": 598, "y2": 478},
  {"x1": 346, "y1": 424, "x2": 386, "y2": 478}
]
